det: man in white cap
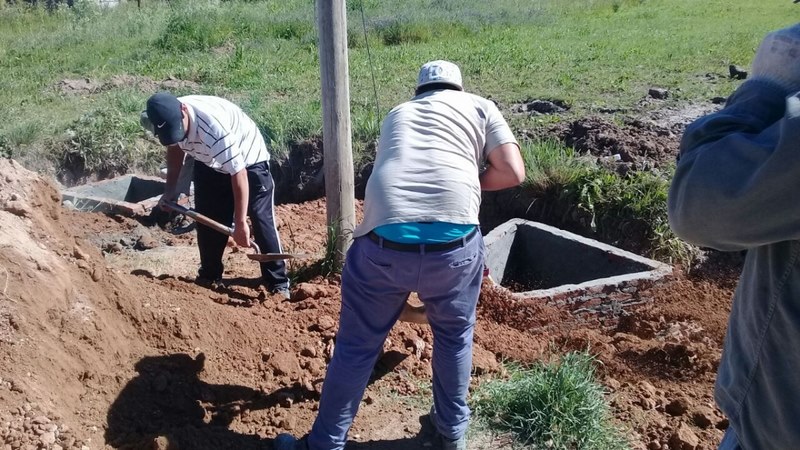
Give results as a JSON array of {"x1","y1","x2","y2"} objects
[
  {"x1": 669, "y1": 23, "x2": 800, "y2": 449},
  {"x1": 275, "y1": 60, "x2": 525, "y2": 449}
]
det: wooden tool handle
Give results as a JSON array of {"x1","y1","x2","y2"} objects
[
  {"x1": 163, "y1": 200, "x2": 233, "y2": 236},
  {"x1": 161, "y1": 200, "x2": 261, "y2": 253}
]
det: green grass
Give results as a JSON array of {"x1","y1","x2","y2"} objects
[
  {"x1": 1, "y1": 0, "x2": 792, "y2": 169},
  {"x1": 521, "y1": 140, "x2": 590, "y2": 192},
  {"x1": 0, "y1": 0, "x2": 791, "y2": 262},
  {"x1": 472, "y1": 352, "x2": 628, "y2": 450},
  {"x1": 516, "y1": 140, "x2": 699, "y2": 265}
]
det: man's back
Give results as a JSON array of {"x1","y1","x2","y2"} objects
[{"x1": 355, "y1": 89, "x2": 515, "y2": 237}]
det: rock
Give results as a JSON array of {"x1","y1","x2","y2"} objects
[
  {"x1": 729, "y1": 64, "x2": 748, "y2": 80},
  {"x1": 136, "y1": 233, "x2": 159, "y2": 250},
  {"x1": 605, "y1": 377, "x2": 622, "y2": 391},
  {"x1": 270, "y1": 352, "x2": 300, "y2": 377},
  {"x1": 669, "y1": 423, "x2": 699, "y2": 450},
  {"x1": 648, "y1": 441, "x2": 661, "y2": 450},
  {"x1": 40, "y1": 431, "x2": 56, "y2": 446},
  {"x1": 91, "y1": 266, "x2": 104, "y2": 282},
  {"x1": 514, "y1": 100, "x2": 566, "y2": 115},
  {"x1": 104, "y1": 242, "x2": 124, "y2": 253},
  {"x1": 528, "y1": 100, "x2": 565, "y2": 114},
  {"x1": 639, "y1": 381, "x2": 657, "y2": 398},
  {"x1": 2, "y1": 200, "x2": 31, "y2": 217},
  {"x1": 690, "y1": 406, "x2": 715, "y2": 428},
  {"x1": 315, "y1": 315, "x2": 336, "y2": 331},
  {"x1": 300, "y1": 346, "x2": 317, "y2": 358},
  {"x1": 648, "y1": 88, "x2": 669, "y2": 99},
  {"x1": 651, "y1": 413, "x2": 668, "y2": 429},
  {"x1": 278, "y1": 392, "x2": 295, "y2": 408},
  {"x1": 72, "y1": 246, "x2": 89, "y2": 261},
  {"x1": 639, "y1": 396, "x2": 657, "y2": 410},
  {"x1": 294, "y1": 283, "x2": 328, "y2": 301},
  {"x1": 665, "y1": 397, "x2": 691, "y2": 416},
  {"x1": 280, "y1": 417, "x2": 296, "y2": 431}
]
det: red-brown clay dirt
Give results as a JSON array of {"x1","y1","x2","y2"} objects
[{"x1": 0, "y1": 158, "x2": 736, "y2": 450}]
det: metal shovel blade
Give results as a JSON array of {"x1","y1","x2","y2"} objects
[{"x1": 162, "y1": 200, "x2": 310, "y2": 263}]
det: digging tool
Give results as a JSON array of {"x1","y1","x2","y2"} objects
[
  {"x1": 161, "y1": 200, "x2": 310, "y2": 262},
  {"x1": 398, "y1": 267, "x2": 495, "y2": 324}
]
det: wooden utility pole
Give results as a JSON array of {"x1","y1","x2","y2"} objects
[{"x1": 317, "y1": 0, "x2": 356, "y2": 271}]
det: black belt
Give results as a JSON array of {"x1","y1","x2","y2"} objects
[{"x1": 367, "y1": 227, "x2": 479, "y2": 253}]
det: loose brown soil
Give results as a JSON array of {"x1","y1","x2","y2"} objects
[{"x1": 0, "y1": 158, "x2": 737, "y2": 450}]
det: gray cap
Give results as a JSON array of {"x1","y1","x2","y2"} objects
[{"x1": 416, "y1": 60, "x2": 463, "y2": 91}]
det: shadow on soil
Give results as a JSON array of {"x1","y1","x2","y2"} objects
[
  {"x1": 105, "y1": 353, "x2": 436, "y2": 450},
  {"x1": 105, "y1": 353, "x2": 301, "y2": 449}
]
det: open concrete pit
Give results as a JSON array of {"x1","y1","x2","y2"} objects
[
  {"x1": 61, "y1": 174, "x2": 166, "y2": 215},
  {"x1": 485, "y1": 218, "x2": 672, "y2": 328}
]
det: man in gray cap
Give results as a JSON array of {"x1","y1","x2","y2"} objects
[
  {"x1": 142, "y1": 92, "x2": 289, "y2": 297},
  {"x1": 275, "y1": 60, "x2": 525, "y2": 450}
]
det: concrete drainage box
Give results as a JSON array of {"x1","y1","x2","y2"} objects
[
  {"x1": 61, "y1": 175, "x2": 165, "y2": 215},
  {"x1": 484, "y1": 218, "x2": 672, "y2": 328}
]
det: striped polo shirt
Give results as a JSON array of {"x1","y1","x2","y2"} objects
[{"x1": 177, "y1": 95, "x2": 269, "y2": 175}]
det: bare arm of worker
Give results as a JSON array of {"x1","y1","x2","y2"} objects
[
  {"x1": 158, "y1": 145, "x2": 185, "y2": 210},
  {"x1": 480, "y1": 143, "x2": 525, "y2": 191},
  {"x1": 231, "y1": 169, "x2": 251, "y2": 247},
  {"x1": 668, "y1": 80, "x2": 800, "y2": 251}
]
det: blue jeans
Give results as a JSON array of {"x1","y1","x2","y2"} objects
[
  {"x1": 719, "y1": 429, "x2": 741, "y2": 450},
  {"x1": 307, "y1": 232, "x2": 485, "y2": 450}
]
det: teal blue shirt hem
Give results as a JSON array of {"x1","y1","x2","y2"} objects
[{"x1": 373, "y1": 222, "x2": 477, "y2": 243}]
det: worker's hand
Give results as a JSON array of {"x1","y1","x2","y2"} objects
[
  {"x1": 157, "y1": 191, "x2": 177, "y2": 212},
  {"x1": 232, "y1": 220, "x2": 251, "y2": 248},
  {"x1": 751, "y1": 23, "x2": 800, "y2": 92}
]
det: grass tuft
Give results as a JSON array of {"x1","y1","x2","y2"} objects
[
  {"x1": 157, "y1": 6, "x2": 233, "y2": 52},
  {"x1": 521, "y1": 140, "x2": 590, "y2": 192},
  {"x1": 55, "y1": 107, "x2": 162, "y2": 183},
  {"x1": 472, "y1": 352, "x2": 629, "y2": 450}
]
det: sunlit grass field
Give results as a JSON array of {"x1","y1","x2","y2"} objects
[{"x1": 0, "y1": 0, "x2": 795, "y2": 262}]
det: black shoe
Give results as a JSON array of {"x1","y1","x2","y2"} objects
[
  {"x1": 195, "y1": 276, "x2": 226, "y2": 290},
  {"x1": 274, "y1": 434, "x2": 308, "y2": 450}
]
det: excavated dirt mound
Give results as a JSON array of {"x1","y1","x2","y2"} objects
[
  {"x1": 56, "y1": 76, "x2": 200, "y2": 96},
  {"x1": 523, "y1": 102, "x2": 722, "y2": 177},
  {"x1": 0, "y1": 158, "x2": 737, "y2": 450},
  {"x1": 548, "y1": 117, "x2": 680, "y2": 173}
]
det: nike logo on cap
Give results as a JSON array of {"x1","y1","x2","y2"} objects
[{"x1": 157, "y1": 122, "x2": 166, "y2": 128}]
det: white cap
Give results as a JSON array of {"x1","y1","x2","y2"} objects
[{"x1": 416, "y1": 60, "x2": 463, "y2": 91}]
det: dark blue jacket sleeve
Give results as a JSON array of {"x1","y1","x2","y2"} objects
[{"x1": 668, "y1": 80, "x2": 800, "y2": 251}]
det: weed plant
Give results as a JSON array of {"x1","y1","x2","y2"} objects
[{"x1": 472, "y1": 352, "x2": 628, "y2": 450}]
